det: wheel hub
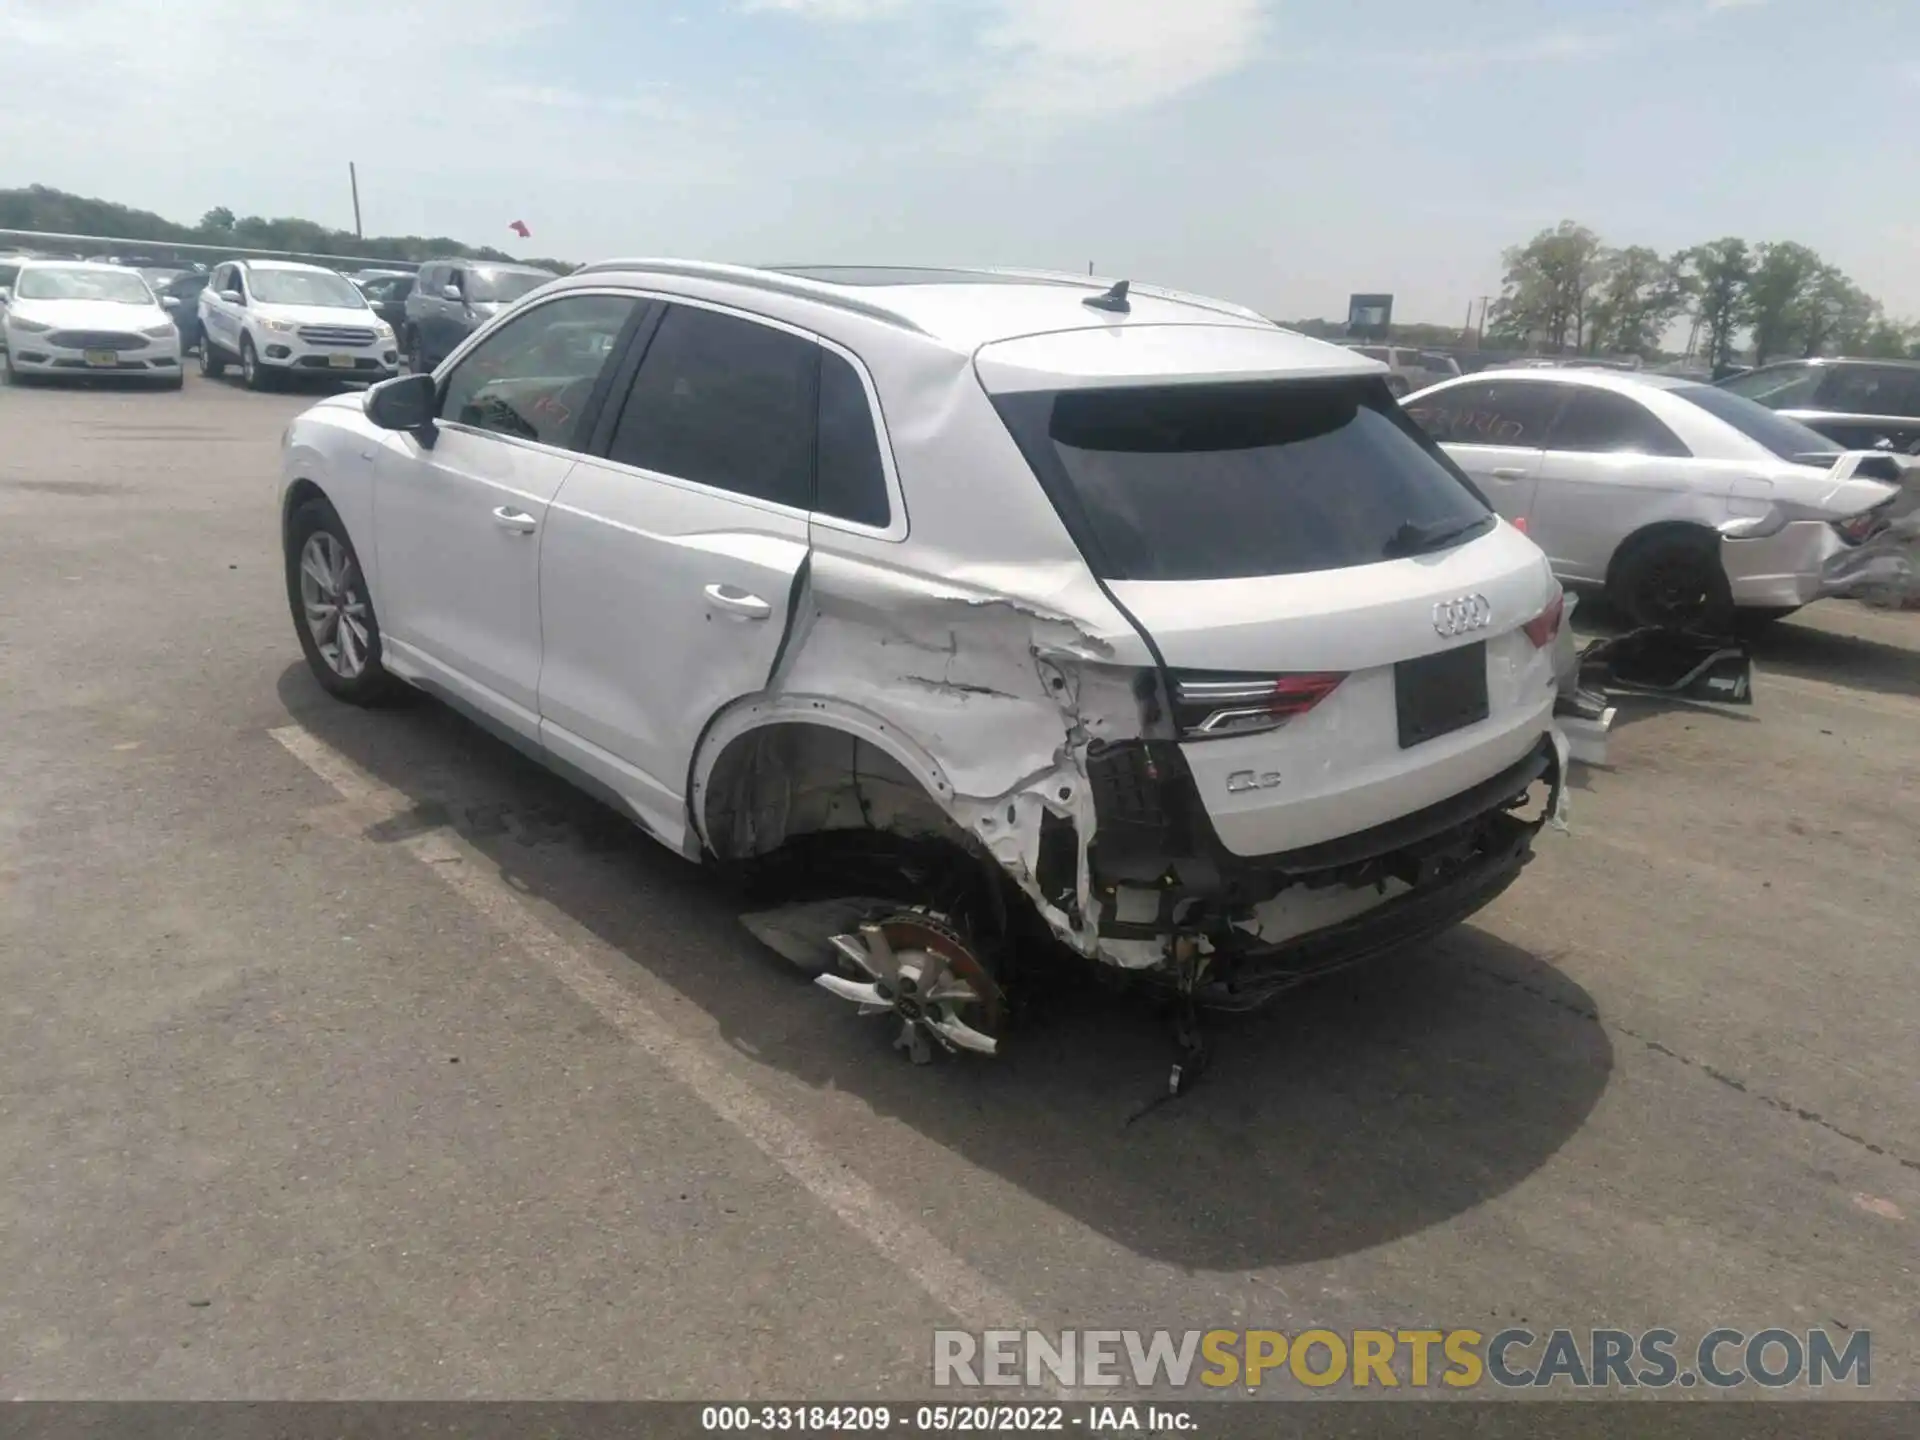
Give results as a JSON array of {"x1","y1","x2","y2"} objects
[{"x1": 815, "y1": 910, "x2": 1003, "y2": 1064}]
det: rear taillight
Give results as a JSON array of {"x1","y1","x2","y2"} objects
[
  {"x1": 1832, "y1": 502, "x2": 1893, "y2": 545},
  {"x1": 1171, "y1": 671, "x2": 1346, "y2": 739},
  {"x1": 1522, "y1": 590, "x2": 1565, "y2": 649}
]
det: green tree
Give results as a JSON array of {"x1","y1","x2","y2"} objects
[
  {"x1": 1745, "y1": 241, "x2": 1825, "y2": 363},
  {"x1": 1683, "y1": 238, "x2": 1753, "y2": 373},
  {"x1": 1585, "y1": 245, "x2": 1687, "y2": 357},
  {"x1": 198, "y1": 206, "x2": 236, "y2": 234},
  {"x1": 1488, "y1": 220, "x2": 1606, "y2": 352}
]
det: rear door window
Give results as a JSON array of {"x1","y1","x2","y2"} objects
[
  {"x1": 814, "y1": 347, "x2": 890, "y2": 527},
  {"x1": 1818, "y1": 366, "x2": 1920, "y2": 417},
  {"x1": 994, "y1": 380, "x2": 1492, "y2": 582},
  {"x1": 1404, "y1": 379, "x2": 1565, "y2": 447},
  {"x1": 1545, "y1": 388, "x2": 1691, "y2": 457},
  {"x1": 605, "y1": 304, "x2": 817, "y2": 510}
]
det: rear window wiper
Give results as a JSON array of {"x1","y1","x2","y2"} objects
[{"x1": 1382, "y1": 514, "x2": 1492, "y2": 558}]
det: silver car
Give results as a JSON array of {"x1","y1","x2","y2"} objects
[{"x1": 1403, "y1": 367, "x2": 1899, "y2": 629}]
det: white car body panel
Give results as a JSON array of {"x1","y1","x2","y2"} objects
[
  {"x1": 281, "y1": 263, "x2": 1567, "y2": 973},
  {"x1": 1108, "y1": 523, "x2": 1557, "y2": 856}
]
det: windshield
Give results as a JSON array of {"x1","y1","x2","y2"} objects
[
  {"x1": 995, "y1": 379, "x2": 1492, "y2": 582},
  {"x1": 15, "y1": 267, "x2": 155, "y2": 304},
  {"x1": 1673, "y1": 383, "x2": 1842, "y2": 462},
  {"x1": 1718, "y1": 364, "x2": 1824, "y2": 408},
  {"x1": 248, "y1": 269, "x2": 368, "y2": 308},
  {"x1": 467, "y1": 269, "x2": 550, "y2": 303}
]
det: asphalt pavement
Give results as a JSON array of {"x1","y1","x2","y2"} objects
[{"x1": 0, "y1": 370, "x2": 1915, "y2": 1402}]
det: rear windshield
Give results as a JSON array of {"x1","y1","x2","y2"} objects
[
  {"x1": 1671, "y1": 383, "x2": 1841, "y2": 462},
  {"x1": 995, "y1": 380, "x2": 1492, "y2": 582},
  {"x1": 468, "y1": 269, "x2": 550, "y2": 303}
]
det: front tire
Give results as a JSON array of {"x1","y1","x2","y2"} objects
[
  {"x1": 1612, "y1": 531, "x2": 1735, "y2": 634},
  {"x1": 199, "y1": 340, "x2": 227, "y2": 378},
  {"x1": 240, "y1": 336, "x2": 270, "y2": 391},
  {"x1": 286, "y1": 497, "x2": 400, "y2": 705}
]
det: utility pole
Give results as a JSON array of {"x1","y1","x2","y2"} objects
[
  {"x1": 1476, "y1": 295, "x2": 1492, "y2": 346},
  {"x1": 349, "y1": 162, "x2": 364, "y2": 240},
  {"x1": 1088, "y1": 261, "x2": 1094, "y2": 275}
]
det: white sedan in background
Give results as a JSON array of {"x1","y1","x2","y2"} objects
[
  {"x1": 0, "y1": 260, "x2": 183, "y2": 388},
  {"x1": 1403, "y1": 368, "x2": 1900, "y2": 629}
]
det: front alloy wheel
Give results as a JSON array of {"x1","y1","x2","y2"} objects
[
  {"x1": 286, "y1": 498, "x2": 398, "y2": 705},
  {"x1": 299, "y1": 531, "x2": 372, "y2": 680}
]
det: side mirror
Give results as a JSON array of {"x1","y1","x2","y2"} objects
[
  {"x1": 365, "y1": 373, "x2": 436, "y2": 432},
  {"x1": 161, "y1": 295, "x2": 181, "y2": 310},
  {"x1": 219, "y1": 289, "x2": 243, "y2": 304},
  {"x1": 0, "y1": 286, "x2": 10, "y2": 304},
  {"x1": 441, "y1": 284, "x2": 462, "y2": 302}
]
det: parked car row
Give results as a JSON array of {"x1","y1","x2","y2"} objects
[{"x1": 2, "y1": 249, "x2": 566, "y2": 392}]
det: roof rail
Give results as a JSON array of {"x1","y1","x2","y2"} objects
[
  {"x1": 568, "y1": 258, "x2": 929, "y2": 334},
  {"x1": 976, "y1": 267, "x2": 1276, "y2": 326}
]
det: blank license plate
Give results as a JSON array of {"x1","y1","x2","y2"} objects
[
  {"x1": 82, "y1": 349, "x2": 118, "y2": 368},
  {"x1": 1395, "y1": 642, "x2": 1490, "y2": 749},
  {"x1": 326, "y1": 353, "x2": 356, "y2": 369}
]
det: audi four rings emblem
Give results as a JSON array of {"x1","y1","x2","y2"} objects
[{"x1": 1432, "y1": 594, "x2": 1493, "y2": 637}]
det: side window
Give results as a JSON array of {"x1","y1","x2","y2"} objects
[
  {"x1": 438, "y1": 294, "x2": 638, "y2": 451},
  {"x1": 447, "y1": 267, "x2": 465, "y2": 297},
  {"x1": 815, "y1": 348, "x2": 890, "y2": 527},
  {"x1": 605, "y1": 305, "x2": 817, "y2": 509},
  {"x1": 1404, "y1": 381, "x2": 1563, "y2": 447},
  {"x1": 1820, "y1": 366, "x2": 1920, "y2": 417},
  {"x1": 1545, "y1": 388, "x2": 1690, "y2": 457}
]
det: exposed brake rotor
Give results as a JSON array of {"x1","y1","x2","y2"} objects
[{"x1": 815, "y1": 910, "x2": 1004, "y2": 1064}]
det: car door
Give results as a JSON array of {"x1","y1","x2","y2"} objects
[
  {"x1": 201, "y1": 264, "x2": 239, "y2": 350},
  {"x1": 536, "y1": 301, "x2": 819, "y2": 852},
  {"x1": 1531, "y1": 385, "x2": 1698, "y2": 582},
  {"x1": 372, "y1": 291, "x2": 643, "y2": 739},
  {"x1": 1403, "y1": 378, "x2": 1564, "y2": 527}
]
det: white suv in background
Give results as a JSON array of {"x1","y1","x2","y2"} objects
[
  {"x1": 277, "y1": 262, "x2": 1569, "y2": 1067},
  {"x1": 199, "y1": 260, "x2": 399, "y2": 390}
]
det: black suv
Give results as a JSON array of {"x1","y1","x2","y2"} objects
[
  {"x1": 401, "y1": 259, "x2": 555, "y2": 372},
  {"x1": 1717, "y1": 357, "x2": 1920, "y2": 453}
]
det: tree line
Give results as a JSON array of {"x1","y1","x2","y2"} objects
[
  {"x1": 1489, "y1": 220, "x2": 1918, "y2": 368},
  {"x1": 0, "y1": 185, "x2": 573, "y2": 274}
]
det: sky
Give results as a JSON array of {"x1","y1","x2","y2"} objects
[{"x1": 4, "y1": 0, "x2": 1917, "y2": 325}]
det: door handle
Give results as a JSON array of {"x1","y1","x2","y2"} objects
[
  {"x1": 492, "y1": 506, "x2": 539, "y2": 534},
  {"x1": 703, "y1": 584, "x2": 772, "y2": 620},
  {"x1": 1491, "y1": 467, "x2": 1528, "y2": 480}
]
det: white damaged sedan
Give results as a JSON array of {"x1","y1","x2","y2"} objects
[{"x1": 0, "y1": 260, "x2": 183, "y2": 388}]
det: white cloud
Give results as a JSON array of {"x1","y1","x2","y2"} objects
[
  {"x1": 734, "y1": 0, "x2": 1264, "y2": 123},
  {"x1": 0, "y1": 0, "x2": 736, "y2": 245},
  {"x1": 975, "y1": 0, "x2": 1264, "y2": 120},
  {"x1": 1382, "y1": 29, "x2": 1624, "y2": 73},
  {"x1": 739, "y1": 0, "x2": 909, "y2": 17}
]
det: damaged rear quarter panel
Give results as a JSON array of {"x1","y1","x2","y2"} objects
[{"x1": 689, "y1": 340, "x2": 1162, "y2": 961}]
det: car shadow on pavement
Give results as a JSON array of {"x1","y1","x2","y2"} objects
[{"x1": 276, "y1": 665, "x2": 1614, "y2": 1272}]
